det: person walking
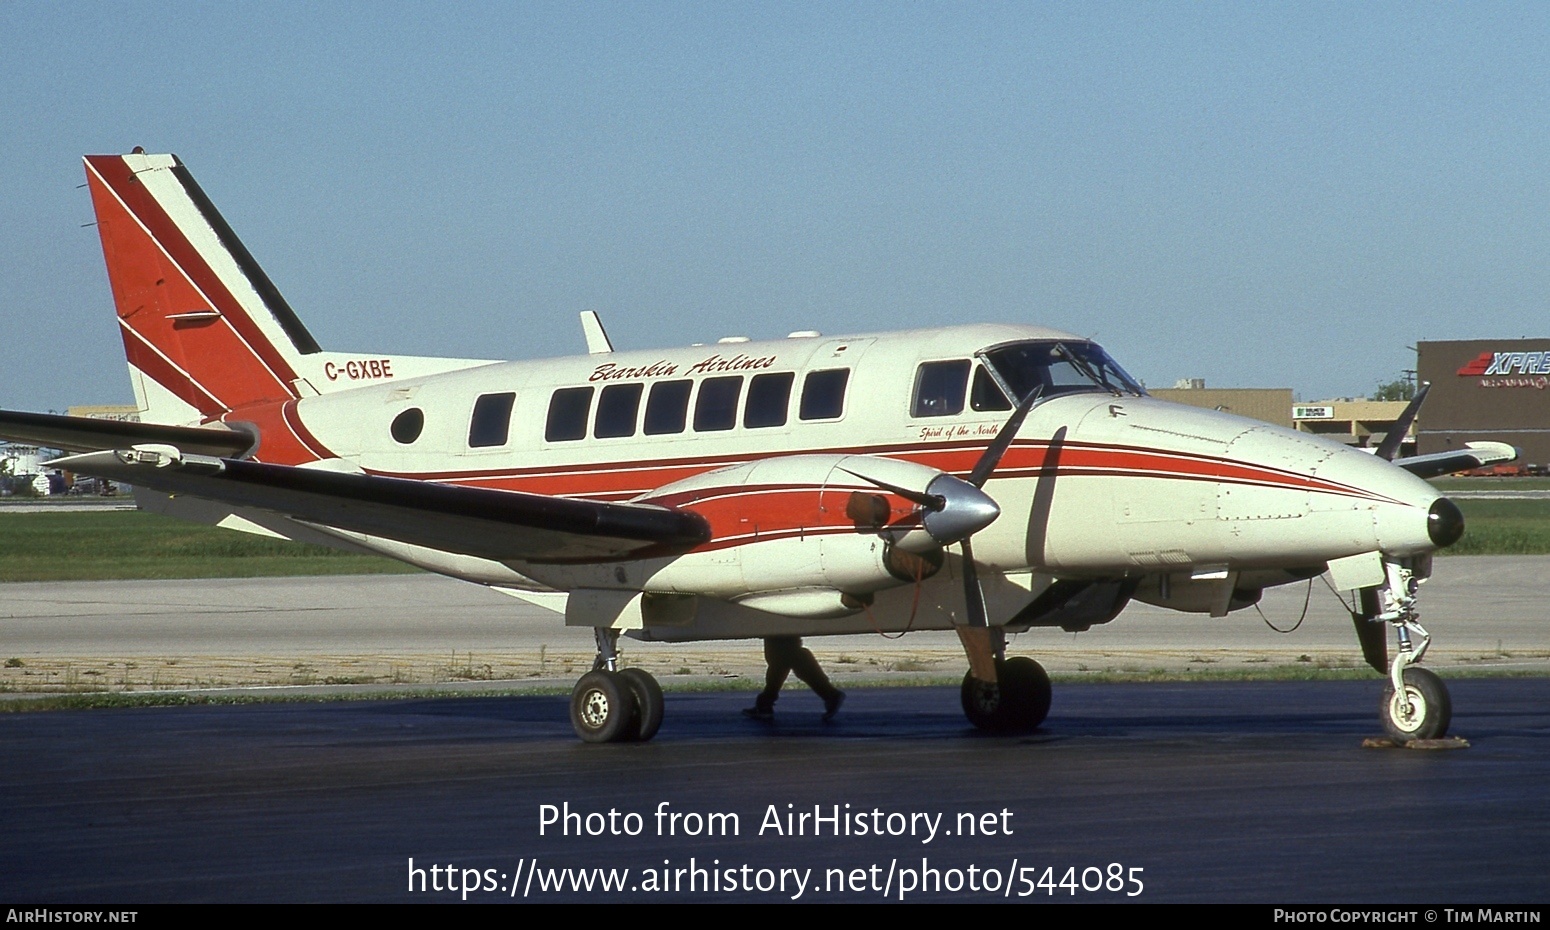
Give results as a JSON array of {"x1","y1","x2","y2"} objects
[{"x1": 743, "y1": 635, "x2": 845, "y2": 721}]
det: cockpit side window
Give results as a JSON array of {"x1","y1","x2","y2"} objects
[
  {"x1": 912, "y1": 360, "x2": 970, "y2": 417},
  {"x1": 970, "y1": 366, "x2": 1012, "y2": 412}
]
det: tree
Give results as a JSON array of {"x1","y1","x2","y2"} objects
[{"x1": 1373, "y1": 378, "x2": 1415, "y2": 402}]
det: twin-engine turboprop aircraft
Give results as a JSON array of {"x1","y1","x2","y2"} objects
[{"x1": 0, "y1": 152, "x2": 1517, "y2": 742}]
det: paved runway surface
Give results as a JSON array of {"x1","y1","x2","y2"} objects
[{"x1": 2, "y1": 679, "x2": 1547, "y2": 903}]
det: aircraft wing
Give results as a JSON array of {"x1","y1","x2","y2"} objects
[
  {"x1": 0, "y1": 409, "x2": 256, "y2": 457},
  {"x1": 1392, "y1": 441, "x2": 1519, "y2": 480},
  {"x1": 49, "y1": 449, "x2": 711, "y2": 563}
]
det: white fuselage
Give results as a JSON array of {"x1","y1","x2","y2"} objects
[{"x1": 192, "y1": 321, "x2": 1446, "y2": 638}]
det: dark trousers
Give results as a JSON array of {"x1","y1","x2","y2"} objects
[{"x1": 755, "y1": 636, "x2": 840, "y2": 710}]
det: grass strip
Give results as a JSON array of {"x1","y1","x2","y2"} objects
[{"x1": 0, "y1": 510, "x2": 417, "y2": 581}]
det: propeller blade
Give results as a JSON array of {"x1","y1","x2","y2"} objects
[
  {"x1": 967, "y1": 385, "x2": 1043, "y2": 488},
  {"x1": 837, "y1": 467, "x2": 945, "y2": 512},
  {"x1": 1374, "y1": 382, "x2": 1429, "y2": 462},
  {"x1": 960, "y1": 536, "x2": 988, "y2": 628}
]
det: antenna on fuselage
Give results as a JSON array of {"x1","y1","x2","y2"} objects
[{"x1": 580, "y1": 310, "x2": 614, "y2": 354}]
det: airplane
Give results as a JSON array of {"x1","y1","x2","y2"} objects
[{"x1": 0, "y1": 151, "x2": 1519, "y2": 744}]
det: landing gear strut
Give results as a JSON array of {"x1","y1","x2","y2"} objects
[
  {"x1": 569, "y1": 628, "x2": 665, "y2": 743},
  {"x1": 957, "y1": 627, "x2": 1051, "y2": 734},
  {"x1": 1364, "y1": 558, "x2": 1452, "y2": 741}
]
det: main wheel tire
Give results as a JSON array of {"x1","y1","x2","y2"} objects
[
  {"x1": 1380, "y1": 666, "x2": 1452, "y2": 741},
  {"x1": 619, "y1": 668, "x2": 664, "y2": 742},
  {"x1": 1000, "y1": 656, "x2": 1052, "y2": 730},
  {"x1": 570, "y1": 670, "x2": 637, "y2": 743},
  {"x1": 961, "y1": 657, "x2": 1051, "y2": 734}
]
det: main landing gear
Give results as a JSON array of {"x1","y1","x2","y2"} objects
[
  {"x1": 957, "y1": 627, "x2": 1051, "y2": 734},
  {"x1": 570, "y1": 629, "x2": 665, "y2": 743},
  {"x1": 1362, "y1": 559, "x2": 1452, "y2": 741}
]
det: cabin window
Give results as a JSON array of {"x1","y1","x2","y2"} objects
[
  {"x1": 468, "y1": 392, "x2": 515, "y2": 447},
  {"x1": 694, "y1": 376, "x2": 743, "y2": 432},
  {"x1": 644, "y1": 380, "x2": 693, "y2": 435},
  {"x1": 744, "y1": 372, "x2": 794, "y2": 429},
  {"x1": 799, "y1": 369, "x2": 849, "y2": 421},
  {"x1": 970, "y1": 366, "x2": 1012, "y2": 412},
  {"x1": 912, "y1": 360, "x2": 970, "y2": 417},
  {"x1": 390, "y1": 407, "x2": 424, "y2": 444},
  {"x1": 545, "y1": 387, "x2": 593, "y2": 442},
  {"x1": 594, "y1": 383, "x2": 643, "y2": 439}
]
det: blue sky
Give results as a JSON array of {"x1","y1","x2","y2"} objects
[{"x1": 2, "y1": 2, "x2": 1546, "y2": 411}]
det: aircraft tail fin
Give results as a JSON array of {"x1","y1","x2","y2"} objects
[
  {"x1": 84, "y1": 152, "x2": 498, "y2": 428},
  {"x1": 84, "y1": 152, "x2": 326, "y2": 425}
]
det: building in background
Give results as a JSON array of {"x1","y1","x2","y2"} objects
[
  {"x1": 1153, "y1": 381, "x2": 1416, "y2": 454},
  {"x1": 1417, "y1": 339, "x2": 1550, "y2": 469},
  {"x1": 1149, "y1": 379, "x2": 1294, "y2": 428},
  {"x1": 1291, "y1": 398, "x2": 1413, "y2": 453}
]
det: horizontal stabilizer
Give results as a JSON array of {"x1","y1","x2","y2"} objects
[
  {"x1": 0, "y1": 409, "x2": 255, "y2": 458},
  {"x1": 51, "y1": 450, "x2": 711, "y2": 563},
  {"x1": 1394, "y1": 441, "x2": 1519, "y2": 479}
]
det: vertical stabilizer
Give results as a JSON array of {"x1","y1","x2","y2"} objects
[{"x1": 85, "y1": 153, "x2": 321, "y2": 425}]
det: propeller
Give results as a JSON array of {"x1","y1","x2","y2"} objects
[
  {"x1": 956, "y1": 385, "x2": 1043, "y2": 628},
  {"x1": 1374, "y1": 382, "x2": 1429, "y2": 462},
  {"x1": 845, "y1": 385, "x2": 1044, "y2": 629}
]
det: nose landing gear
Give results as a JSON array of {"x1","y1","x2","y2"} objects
[
  {"x1": 569, "y1": 628, "x2": 665, "y2": 743},
  {"x1": 1361, "y1": 558, "x2": 1453, "y2": 741}
]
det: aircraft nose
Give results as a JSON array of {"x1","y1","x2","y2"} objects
[{"x1": 1428, "y1": 497, "x2": 1465, "y2": 549}]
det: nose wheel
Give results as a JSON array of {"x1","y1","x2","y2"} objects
[
  {"x1": 569, "y1": 629, "x2": 665, "y2": 743},
  {"x1": 1381, "y1": 666, "x2": 1452, "y2": 741}
]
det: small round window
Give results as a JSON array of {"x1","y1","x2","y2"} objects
[{"x1": 391, "y1": 408, "x2": 425, "y2": 444}]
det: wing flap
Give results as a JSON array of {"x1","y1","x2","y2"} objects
[
  {"x1": 51, "y1": 450, "x2": 710, "y2": 563},
  {"x1": 0, "y1": 409, "x2": 255, "y2": 457}
]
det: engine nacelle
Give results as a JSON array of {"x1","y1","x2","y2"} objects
[{"x1": 638, "y1": 454, "x2": 969, "y2": 617}]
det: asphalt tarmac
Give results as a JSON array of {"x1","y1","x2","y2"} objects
[{"x1": 2, "y1": 679, "x2": 1547, "y2": 903}]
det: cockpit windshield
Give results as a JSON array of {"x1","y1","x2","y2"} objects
[{"x1": 980, "y1": 341, "x2": 1145, "y2": 401}]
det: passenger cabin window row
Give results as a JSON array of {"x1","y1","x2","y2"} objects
[
  {"x1": 390, "y1": 370, "x2": 852, "y2": 449},
  {"x1": 397, "y1": 342, "x2": 1143, "y2": 448},
  {"x1": 547, "y1": 369, "x2": 850, "y2": 442}
]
